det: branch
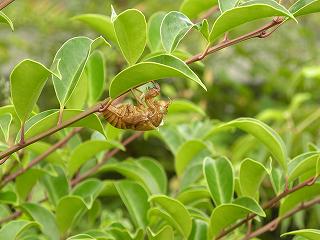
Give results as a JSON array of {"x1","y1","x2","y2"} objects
[
  {"x1": 0, "y1": 99, "x2": 110, "y2": 163},
  {"x1": 243, "y1": 197, "x2": 320, "y2": 240},
  {"x1": 186, "y1": 18, "x2": 283, "y2": 64},
  {"x1": 0, "y1": 128, "x2": 81, "y2": 188},
  {"x1": 70, "y1": 131, "x2": 143, "y2": 186},
  {"x1": 0, "y1": 210, "x2": 21, "y2": 225},
  {"x1": 0, "y1": 0, "x2": 15, "y2": 10},
  {"x1": 215, "y1": 176, "x2": 318, "y2": 240}
]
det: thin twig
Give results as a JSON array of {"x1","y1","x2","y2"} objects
[
  {"x1": 0, "y1": 0, "x2": 15, "y2": 10},
  {"x1": 242, "y1": 197, "x2": 320, "y2": 240},
  {"x1": 0, "y1": 128, "x2": 81, "y2": 188},
  {"x1": 215, "y1": 176, "x2": 318, "y2": 239},
  {"x1": 0, "y1": 99, "x2": 110, "y2": 163},
  {"x1": 0, "y1": 210, "x2": 21, "y2": 225},
  {"x1": 70, "y1": 131, "x2": 143, "y2": 186}
]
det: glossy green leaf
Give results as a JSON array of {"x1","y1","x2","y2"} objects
[
  {"x1": 113, "y1": 9, "x2": 146, "y2": 65},
  {"x1": 24, "y1": 109, "x2": 105, "y2": 140},
  {"x1": 177, "y1": 186, "x2": 211, "y2": 205},
  {"x1": 290, "y1": 0, "x2": 320, "y2": 16},
  {"x1": 281, "y1": 229, "x2": 320, "y2": 240},
  {"x1": 0, "y1": 11, "x2": 14, "y2": 30},
  {"x1": 0, "y1": 114, "x2": 12, "y2": 142},
  {"x1": 41, "y1": 167, "x2": 69, "y2": 206},
  {"x1": 109, "y1": 54, "x2": 206, "y2": 98},
  {"x1": 87, "y1": 50, "x2": 106, "y2": 104},
  {"x1": 160, "y1": 11, "x2": 193, "y2": 52},
  {"x1": 196, "y1": 19, "x2": 210, "y2": 41},
  {"x1": 0, "y1": 191, "x2": 17, "y2": 205},
  {"x1": 203, "y1": 157, "x2": 234, "y2": 206},
  {"x1": 149, "y1": 195, "x2": 192, "y2": 238},
  {"x1": 209, "y1": 197, "x2": 265, "y2": 238},
  {"x1": 21, "y1": 203, "x2": 59, "y2": 240},
  {"x1": 209, "y1": 0, "x2": 297, "y2": 42},
  {"x1": 66, "y1": 71, "x2": 88, "y2": 109},
  {"x1": 218, "y1": 0, "x2": 238, "y2": 12},
  {"x1": 99, "y1": 159, "x2": 165, "y2": 194},
  {"x1": 288, "y1": 152, "x2": 320, "y2": 182},
  {"x1": 68, "y1": 140, "x2": 124, "y2": 177},
  {"x1": 180, "y1": 0, "x2": 218, "y2": 19},
  {"x1": 67, "y1": 234, "x2": 95, "y2": 240},
  {"x1": 269, "y1": 167, "x2": 285, "y2": 194},
  {"x1": 107, "y1": 224, "x2": 144, "y2": 240},
  {"x1": 147, "y1": 12, "x2": 166, "y2": 51},
  {"x1": 279, "y1": 183, "x2": 320, "y2": 217},
  {"x1": 55, "y1": 196, "x2": 87, "y2": 234},
  {"x1": 239, "y1": 158, "x2": 267, "y2": 199},
  {"x1": 168, "y1": 99, "x2": 206, "y2": 116},
  {"x1": 0, "y1": 220, "x2": 38, "y2": 240},
  {"x1": 72, "y1": 14, "x2": 116, "y2": 42},
  {"x1": 189, "y1": 219, "x2": 208, "y2": 240},
  {"x1": 147, "y1": 225, "x2": 174, "y2": 240},
  {"x1": 206, "y1": 118, "x2": 288, "y2": 171},
  {"x1": 52, "y1": 36, "x2": 110, "y2": 106},
  {"x1": 175, "y1": 139, "x2": 211, "y2": 176},
  {"x1": 181, "y1": 162, "x2": 203, "y2": 190},
  {"x1": 26, "y1": 141, "x2": 63, "y2": 164},
  {"x1": 10, "y1": 59, "x2": 52, "y2": 123},
  {"x1": 16, "y1": 169, "x2": 45, "y2": 201},
  {"x1": 72, "y1": 179, "x2": 103, "y2": 209},
  {"x1": 115, "y1": 180, "x2": 150, "y2": 228}
]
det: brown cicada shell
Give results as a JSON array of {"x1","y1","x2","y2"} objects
[{"x1": 101, "y1": 84, "x2": 170, "y2": 131}]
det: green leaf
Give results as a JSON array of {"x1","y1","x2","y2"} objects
[
  {"x1": 180, "y1": 0, "x2": 218, "y2": 19},
  {"x1": 115, "y1": 180, "x2": 150, "y2": 228},
  {"x1": 24, "y1": 109, "x2": 105, "y2": 140},
  {"x1": 71, "y1": 179, "x2": 103, "y2": 209},
  {"x1": 87, "y1": 50, "x2": 106, "y2": 105},
  {"x1": 168, "y1": 99, "x2": 206, "y2": 116},
  {"x1": 279, "y1": 183, "x2": 320, "y2": 217},
  {"x1": 209, "y1": 197, "x2": 265, "y2": 238},
  {"x1": 281, "y1": 229, "x2": 320, "y2": 240},
  {"x1": 109, "y1": 54, "x2": 206, "y2": 98},
  {"x1": 149, "y1": 195, "x2": 192, "y2": 238},
  {"x1": 209, "y1": 0, "x2": 297, "y2": 42},
  {"x1": 147, "y1": 12, "x2": 166, "y2": 52},
  {"x1": 99, "y1": 159, "x2": 165, "y2": 194},
  {"x1": 269, "y1": 167, "x2": 285, "y2": 194},
  {"x1": 0, "y1": 220, "x2": 38, "y2": 240},
  {"x1": 10, "y1": 59, "x2": 52, "y2": 123},
  {"x1": 189, "y1": 219, "x2": 208, "y2": 240},
  {"x1": 147, "y1": 225, "x2": 174, "y2": 240},
  {"x1": 41, "y1": 167, "x2": 69, "y2": 206},
  {"x1": 0, "y1": 114, "x2": 12, "y2": 142},
  {"x1": 218, "y1": 0, "x2": 239, "y2": 12},
  {"x1": 68, "y1": 140, "x2": 124, "y2": 177},
  {"x1": 288, "y1": 152, "x2": 320, "y2": 182},
  {"x1": 26, "y1": 141, "x2": 63, "y2": 164},
  {"x1": 66, "y1": 71, "x2": 88, "y2": 109},
  {"x1": 0, "y1": 11, "x2": 14, "y2": 31},
  {"x1": 160, "y1": 11, "x2": 193, "y2": 53},
  {"x1": 290, "y1": 0, "x2": 320, "y2": 16},
  {"x1": 71, "y1": 14, "x2": 116, "y2": 42},
  {"x1": 206, "y1": 118, "x2": 288, "y2": 171},
  {"x1": 177, "y1": 186, "x2": 211, "y2": 205},
  {"x1": 21, "y1": 203, "x2": 60, "y2": 240},
  {"x1": 113, "y1": 9, "x2": 146, "y2": 65},
  {"x1": 16, "y1": 169, "x2": 45, "y2": 201},
  {"x1": 67, "y1": 234, "x2": 95, "y2": 240},
  {"x1": 203, "y1": 157, "x2": 234, "y2": 206},
  {"x1": 52, "y1": 36, "x2": 110, "y2": 106},
  {"x1": 55, "y1": 196, "x2": 87, "y2": 234},
  {"x1": 239, "y1": 158, "x2": 267, "y2": 199},
  {"x1": 0, "y1": 191, "x2": 17, "y2": 205},
  {"x1": 175, "y1": 140, "x2": 211, "y2": 176}
]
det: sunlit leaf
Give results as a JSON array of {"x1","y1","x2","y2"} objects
[
  {"x1": 0, "y1": 11, "x2": 14, "y2": 31},
  {"x1": 290, "y1": 0, "x2": 320, "y2": 16}
]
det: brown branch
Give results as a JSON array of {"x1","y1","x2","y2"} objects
[
  {"x1": 0, "y1": 99, "x2": 110, "y2": 163},
  {"x1": 0, "y1": 210, "x2": 21, "y2": 225},
  {"x1": 70, "y1": 131, "x2": 143, "y2": 186},
  {"x1": 0, "y1": 128, "x2": 81, "y2": 188},
  {"x1": 186, "y1": 18, "x2": 283, "y2": 65},
  {"x1": 215, "y1": 176, "x2": 318, "y2": 240},
  {"x1": 243, "y1": 197, "x2": 320, "y2": 240},
  {"x1": 0, "y1": 0, "x2": 15, "y2": 10}
]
